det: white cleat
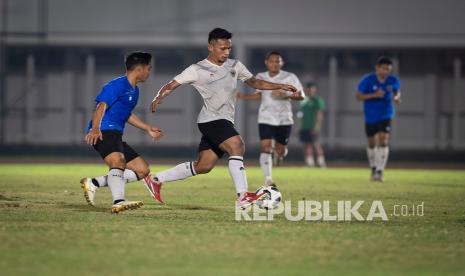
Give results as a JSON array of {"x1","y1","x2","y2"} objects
[
  {"x1": 111, "y1": 200, "x2": 144, "y2": 214},
  {"x1": 80, "y1": 177, "x2": 97, "y2": 206}
]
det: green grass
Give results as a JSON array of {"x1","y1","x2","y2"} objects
[{"x1": 1, "y1": 164, "x2": 465, "y2": 276}]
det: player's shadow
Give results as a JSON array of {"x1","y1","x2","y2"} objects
[
  {"x1": 160, "y1": 203, "x2": 220, "y2": 212},
  {"x1": 59, "y1": 202, "x2": 108, "y2": 213}
]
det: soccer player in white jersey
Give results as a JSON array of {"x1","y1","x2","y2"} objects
[
  {"x1": 143, "y1": 28, "x2": 298, "y2": 208},
  {"x1": 236, "y1": 51, "x2": 304, "y2": 186}
]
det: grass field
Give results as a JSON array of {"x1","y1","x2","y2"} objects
[{"x1": 1, "y1": 163, "x2": 465, "y2": 275}]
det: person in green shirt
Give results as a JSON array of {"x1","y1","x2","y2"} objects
[{"x1": 297, "y1": 82, "x2": 326, "y2": 167}]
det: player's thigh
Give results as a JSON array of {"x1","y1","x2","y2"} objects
[
  {"x1": 274, "y1": 125, "x2": 292, "y2": 146},
  {"x1": 219, "y1": 135, "x2": 245, "y2": 156},
  {"x1": 93, "y1": 130, "x2": 126, "y2": 168},
  {"x1": 104, "y1": 152, "x2": 126, "y2": 169},
  {"x1": 365, "y1": 124, "x2": 378, "y2": 147},
  {"x1": 258, "y1": 124, "x2": 274, "y2": 142},
  {"x1": 195, "y1": 149, "x2": 220, "y2": 174},
  {"x1": 126, "y1": 156, "x2": 150, "y2": 179},
  {"x1": 260, "y1": 139, "x2": 273, "y2": 153},
  {"x1": 377, "y1": 120, "x2": 391, "y2": 146}
]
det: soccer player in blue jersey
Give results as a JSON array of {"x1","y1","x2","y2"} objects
[
  {"x1": 81, "y1": 52, "x2": 163, "y2": 213},
  {"x1": 356, "y1": 56, "x2": 401, "y2": 182}
]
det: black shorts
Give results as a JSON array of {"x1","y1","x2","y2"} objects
[
  {"x1": 258, "y1": 124, "x2": 292, "y2": 145},
  {"x1": 299, "y1": 129, "x2": 319, "y2": 143},
  {"x1": 92, "y1": 130, "x2": 140, "y2": 162},
  {"x1": 365, "y1": 119, "x2": 392, "y2": 137},
  {"x1": 198, "y1": 119, "x2": 239, "y2": 158}
]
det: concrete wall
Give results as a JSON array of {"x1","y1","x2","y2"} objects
[{"x1": 2, "y1": 0, "x2": 465, "y2": 150}]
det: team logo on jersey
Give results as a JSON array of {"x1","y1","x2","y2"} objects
[
  {"x1": 230, "y1": 69, "x2": 236, "y2": 77},
  {"x1": 129, "y1": 96, "x2": 133, "y2": 101},
  {"x1": 372, "y1": 85, "x2": 378, "y2": 90}
]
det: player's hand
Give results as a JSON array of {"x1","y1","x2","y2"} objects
[
  {"x1": 147, "y1": 126, "x2": 163, "y2": 140},
  {"x1": 280, "y1": 84, "x2": 297, "y2": 92},
  {"x1": 373, "y1": 89, "x2": 385, "y2": 99},
  {"x1": 236, "y1": 91, "x2": 245, "y2": 100},
  {"x1": 290, "y1": 91, "x2": 302, "y2": 98},
  {"x1": 85, "y1": 128, "x2": 102, "y2": 145},
  {"x1": 393, "y1": 95, "x2": 401, "y2": 105},
  {"x1": 151, "y1": 96, "x2": 163, "y2": 113}
]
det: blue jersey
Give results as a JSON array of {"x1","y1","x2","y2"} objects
[
  {"x1": 86, "y1": 76, "x2": 139, "y2": 133},
  {"x1": 357, "y1": 73, "x2": 400, "y2": 124}
]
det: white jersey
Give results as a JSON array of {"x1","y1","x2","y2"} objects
[
  {"x1": 174, "y1": 58, "x2": 253, "y2": 124},
  {"x1": 256, "y1": 70, "x2": 305, "y2": 126}
]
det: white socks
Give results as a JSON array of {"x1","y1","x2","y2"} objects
[
  {"x1": 368, "y1": 146, "x2": 389, "y2": 171},
  {"x1": 376, "y1": 146, "x2": 389, "y2": 172},
  {"x1": 154, "y1": 162, "x2": 196, "y2": 183},
  {"x1": 305, "y1": 156, "x2": 315, "y2": 167},
  {"x1": 317, "y1": 156, "x2": 326, "y2": 168},
  {"x1": 107, "y1": 168, "x2": 125, "y2": 204},
  {"x1": 366, "y1": 147, "x2": 376, "y2": 169},
  {"x1": 92, "y1": 169, "x2": 139, "y2": 187},
  {"x1": 228, "y1": 156, "x2": 248, "y2": 195},
  {"x1": 260, "y1": 153, "x2": 272, "y2": 182}
]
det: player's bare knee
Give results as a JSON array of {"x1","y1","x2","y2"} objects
[
  {"x1": 260, "y1": 145, "x2": 273, "y2": 153},
  {"x1": 229, "y1": 140, "x2": 245, "y2": 156},
  {"x1": 195, "y1": 163, "x2": 214, "y2": 174},
  {"x1": 110, "y1": 159, "x2": 126, "y2": 170}
]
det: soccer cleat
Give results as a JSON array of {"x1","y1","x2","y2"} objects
[
  {"x1": 372, "y1": 170, "x2": 384, "y2": 182},
  {"x1": 370, "y1": 167, "x2": 377, "y2": 181},
  {"x1": 236, "y1": 192, "x2": 264, "y2": 209},
  {"x1": 143, "y1": 176, "x2": 164, "y2": 204},
  {"x1": 377, "y1": 170, "x2": 384, "y2": 182},
  {"x1": 111, "y1": 200, "x2": 144, "y2": 214},
  {"x1": 80, "y1": 177, "x2": 97, "y2": 206}
]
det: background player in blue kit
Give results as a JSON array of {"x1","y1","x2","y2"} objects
[
  {"x1": 356, "y1": 56, "x2": 401, "y2": 182},
  {"x1": 81, "y1": 52, "x2": 163, "y2": 213}
]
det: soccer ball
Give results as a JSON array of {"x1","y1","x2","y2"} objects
[{"x1": 254, "y1": 185, "x2": 282, "y2": 210}]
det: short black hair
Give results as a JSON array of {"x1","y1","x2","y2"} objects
[
  {"x1": 125, "y1": 52, "x2": 152, "y2": 71},
  {"x1": 208, "y1": 28, "x2": 233, "y2": 43},
  {"x1": 265, "y1": 51, "x2": 282, "y2": 60},
  {"x1": 306, "y1": 82, "x2": 317, "y2": 88},
  {"x1": 376, "y1": 56, "x2": 393, "y2": 66}
]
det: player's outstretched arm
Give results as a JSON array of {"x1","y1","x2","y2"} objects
[
  {"x1": 127, "y1": 113, "x2": 163, "y2": 140},
  {"x1": 236, "y1": 91, "x2": 261, "y2": 101},
  {"x1": 85, "y1": 102, "x2": 106, "y2": 145},
  {"x1": 245, "y1": 77, "x2": 300, "y2": 98},
  {"x1": 151, "y1": 80, "x2": 182, "y2": 113},
  {"x1": 246, "y1": 76, "x2": 296, "y2": 92}
]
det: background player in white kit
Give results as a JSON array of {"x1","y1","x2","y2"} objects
[
  {"x1": 236, "y1": 51, "x2": 304, "y2": 186},
  {"x1": 143, "y1": 28, "x2": 298, "y2": 208}
]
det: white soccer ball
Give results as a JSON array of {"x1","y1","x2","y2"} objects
[{"x1": 254, "y1": 185, "x2": 282, "y2": 210}]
